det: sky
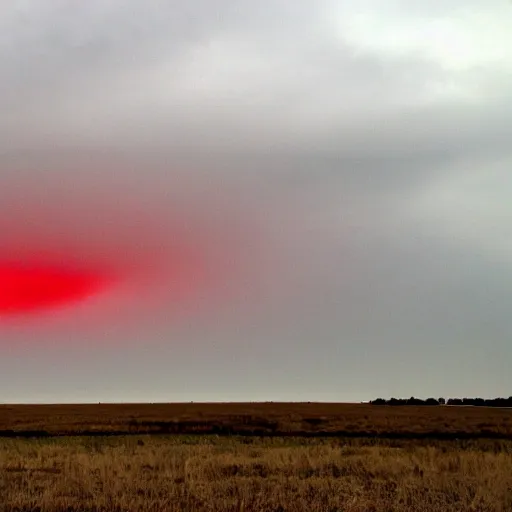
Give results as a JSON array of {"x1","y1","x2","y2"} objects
[{"x1": 0, "y1": 0, "x2": 511, "y2": 403}]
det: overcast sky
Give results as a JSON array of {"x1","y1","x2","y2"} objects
[{"x1": 0, "y1": 0, "x2": 511, "y2": 403}]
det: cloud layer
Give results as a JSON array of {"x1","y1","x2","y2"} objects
[{"x1": 1, "y1": 0, "x2": 511, "y2": 402}]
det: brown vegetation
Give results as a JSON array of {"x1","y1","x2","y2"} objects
[
  {"x1": 1, "y1": 402, "x2": 512, "y2": 438},
  {"x1": 1, "y1": 435, "x2": 511, "y2": 512}
]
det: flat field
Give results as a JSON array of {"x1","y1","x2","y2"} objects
[
  {"x1": 1, "y1": 403, "x2": 512, "y2": 511},
  {"x1": 1, "y1": 402, "x2": 512, "y2": 438}
]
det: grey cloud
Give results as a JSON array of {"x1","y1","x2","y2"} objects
[
  {"x1": 1, "y1": 0, "x2": 511, "y2": 402},
  {"x1": 2, "y1": 0, "x2": 511, "y2": 161}
]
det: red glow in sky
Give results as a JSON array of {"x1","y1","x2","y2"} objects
[
  {"x1": 0, "y1": 162, "x2": 267, "y2": 324},
  {"x1": 0, "y1": 263, "x2": 108, "y2": 315}
]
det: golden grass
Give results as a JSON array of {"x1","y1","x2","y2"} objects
[
  {"x1": 1, "y1": 402, "x2": 512, "y2": 438},
  {"x1": 1, "y1": 436, "x2": 512, "y2": 512},
  {"x1": 2, "y1": 404, "x2": 511, "y2": 510}
]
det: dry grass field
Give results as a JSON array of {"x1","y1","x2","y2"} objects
[
  {"x1": 1, "y1": 403, "x2": 512, "y2": 511},
  {"x1": 1, "y1": 402, "x2": 512, "y2": 438},
  {"x1": 1, "y1": 435, "x2": 512, "y2": 512}
]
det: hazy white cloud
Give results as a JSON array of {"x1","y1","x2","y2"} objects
[{"x1": 408, "y1": 155, "x2": 512, "y2": 265}]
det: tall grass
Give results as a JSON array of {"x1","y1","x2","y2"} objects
[{"x1": 1, "y1": 436, "x2": 511, "y2": 511}]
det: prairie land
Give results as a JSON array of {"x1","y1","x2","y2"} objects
[
  {"x1": 1, "y1": 435, "x2": 512, "y2": 512},
  {"x1": 1, "y1": 402, "x2": 512, "y2": 438},
  {"x1": 1, "y1": 403, "x2": 512, "y2": 511}
]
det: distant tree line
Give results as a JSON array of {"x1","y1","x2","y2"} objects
[{"x1": 370, "y1": 397, "x2": 512, "y2": 407}]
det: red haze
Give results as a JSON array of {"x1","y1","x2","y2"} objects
[
  {"x1": 0, "y1": 263, "x2": 109, "y2": 315},
  {"x1": 0, "y1": 156, "x2": 275, "y2": 328}
]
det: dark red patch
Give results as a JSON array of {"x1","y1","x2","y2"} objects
[{"x1": 0, "y1": 263, "x2": 108, "y2": 314}]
